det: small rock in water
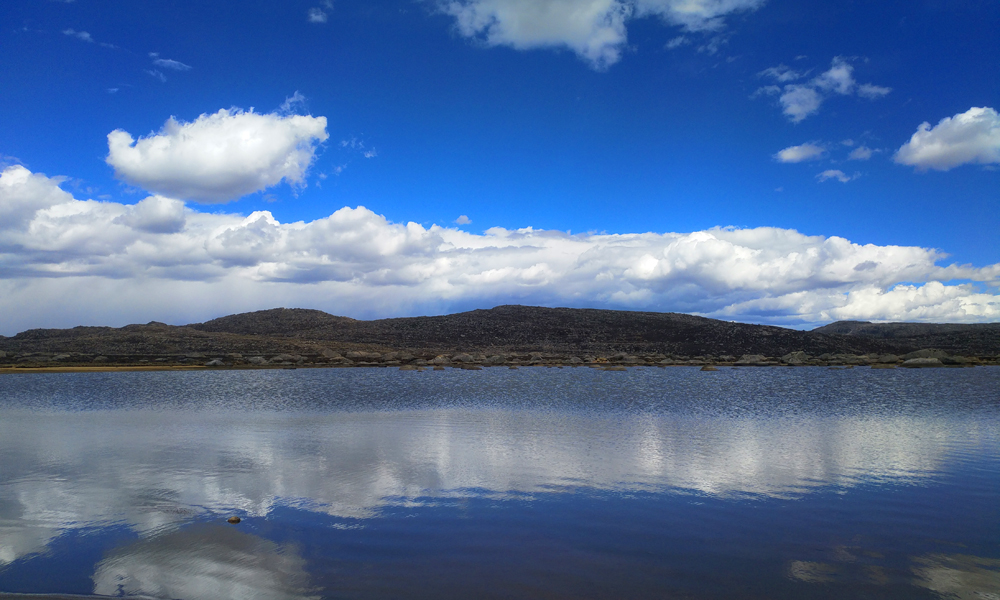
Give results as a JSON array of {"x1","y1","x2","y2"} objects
[
  {"x1": 603, "y1": 366, "x2": 628, "y2": 371},
  {"x1": 433, "y1": 365, "x2": 445, "y2": 370},
  {"x1": 700, "y1": 366, "x2": 719, "y2": 371},
  {"x1": 227, "y1": 516, "x2": 241, "y2": 524}
]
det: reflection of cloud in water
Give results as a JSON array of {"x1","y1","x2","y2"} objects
[
  {"x1": 912, "y1": 554, "x2": 1000, "y2": 600},
  {"x1": 0, "y1": 409, "x2": 995, "y2": 565},
  {"x1": 92, "y1": 524, "x2": 316, "y2": 600}
]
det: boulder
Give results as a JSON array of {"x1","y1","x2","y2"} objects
[
  {"x1": 700, "y1": 366, "x2": 719, "y2": 372},
  {"x1": 270, "y1": 353, "x2": 303, "y2": 364},
  {"x1": 430, "y1": 355, "x2": 451, "y2": 365},
  {"x1": 901, "y1": 358, "x2": 944, "y2": 368},
  {"x1": 781, "y1": 351, "x2": 810, "y2": 365},
  {"x1": 876, "y1": 354, "x2": 900, "y2": 364},
  {"x1": 205, "y1": 359, "x2": 225, "y2": 367},
  {"x1": 399, "y1": 365, "x2": 418, "y2": 371},
  {"x1": 53, "y1": 354, "x2": 72, "y2": 361},
  {"x1": 486, "y1": 355, "x2": 507, "y2": 365},
  {"x1": 346, "y1": 351, "x2": 379, "y2": 360},
  {"x1": 902, "y1": 349, "x2": 949, "y2": 360},
  {"x1": 320, "y1": 349, "x2": 342, "y2": 359},
  {"x1": 451, "y1": 353, "x2": 475, "y2": 363},
  {"x1": 736, "y1": 354, "x2": 768, "y2": 365},
  {"x1": 940, "y1": 356, "x2": 970, "y2": 366},
  {"x1": 567, "y1": 356, "x2": 584, "y2": 364},
  {"x1": 247, "y1": 356, "x2": 267, "y2": 365},
  {"x1": 93, "y1": 356, "x2": 108, "y2": 363}
]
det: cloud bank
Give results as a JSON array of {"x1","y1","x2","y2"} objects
[
  {"x1": 1, "y1": 164, "x2": 998, "y2": 333},
  {"x1": 439, "y1": 0, "x2": 763, "y2": 69},
  {"x1": 894, "y1": 106, "x2": 1000, "y2": 171},
  {"x1": 105, "y1": 109, "x2": 329, "y2": 203}
]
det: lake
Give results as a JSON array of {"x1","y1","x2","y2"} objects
[{"x1": 1, "y1": 366, "x2": 998, "y2": 599}]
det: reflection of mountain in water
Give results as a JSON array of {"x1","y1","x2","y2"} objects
[{"x1": 1, "y1": 408, "x2": 995, "y2": 568}]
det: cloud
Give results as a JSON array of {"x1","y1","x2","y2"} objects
[
  {"x1": 279, "y1": 91, "x2": 307, "y2": 115},
  {"x1": 758, "y1": 64, "x2": 805, "y2": 82},
  {"x1": 455, "y1": 215, "x2": 472, "y2": 224},
  {"x1": 894, "y1": 106, "x2": 1000, "y2": 171},
  {"x1": 2, "y1": 165, "x2": 998, "y2": 332},
  {"x1": 777, "y1": 84, "x2": 822, "y2": 123},
  {"x1": 146, "y1": 69, "x2": 167, "y2": 82},
  {"x1": 847, "y1": 145, "x2": 875, "y2": 161},
  {"x1": 307, "y1": 7, "x2": 328, "y2": 23},
  {"x1": 665, "y1": 35, "x2": 689, "y2": 49},
  {"x1": 756, "y1": 57, "x2": 891, "y2": 122},
  {"x1": 152, "y1": 58, "x2": 192, "y2": 71},
  {"x1": 439, "y1": 0, "x2": 763, "y2": 69},
  {"x1": 857, "y1": 83, "x2": 891, "y2": 99},
  {"x1": 61, "y1": 28, "x2": 93, "y2": 42},
  {"x1": 816, "y1": 169, "x2": 854, "y2": 183},
  {"x1": 774, "y1": 142, "x2": 825, "y2": 163},
  {"x1": 105, "y1": 108, "x2": 329, "y2": 203}
]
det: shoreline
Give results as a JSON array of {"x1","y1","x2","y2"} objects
[{"x1": 1, "y1": 361, "x2": 991, "y2": 375}]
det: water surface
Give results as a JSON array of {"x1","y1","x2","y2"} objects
[{"x1": 1, "y1": 367, "x2": 998, "y2": 599}]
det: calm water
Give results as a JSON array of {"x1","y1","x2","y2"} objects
[{"x1": 0, "y1": 366, "x2": 998, "y2": 599}]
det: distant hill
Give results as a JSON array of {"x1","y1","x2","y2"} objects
[
  {"x1": 2, "y1": 306, "x2": 998, "y2": 366},
  {"x1": 812, "y1": 320, "x2": 1000, "y2": 355}
]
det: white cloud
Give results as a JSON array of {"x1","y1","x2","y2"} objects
[
  {"x1": 307, "y1": 7, "x2": 328, "y2": 23},
  {"x1": 774, "y1": 142, "x2": 825, "y2": 163},
  {"x1": 816, "y1": 169, "x2": 853, "y2": 183},
  {"x1": 2, "y1": 165, "x2": 998, "y2": 333},
  {"x1": 455, "y1": 215, "x2": 472, "y2": 224},
  {"x1": 778, "y1": 84, "x2": 822, "y2": 123},
  {"x1": 146, "y1": 69, "x2": 167, "y2": 82},
  {"x1": 665, "y1": 35, "x2": 689, "y2": 49},
  {"x1": 62, "y1": 28, "x2": 93, "y2": 42},
  {"x1": 812, "y1": 57, "x2": 854, "y2": 95},
  {"x1": 152, "y1": 58, "x2": 192, "y2": 71},
  {"x1": 279, "y1": 91, "x2": 307, "y2": 115},
  {"x1": 439, "y1": 0, "x2": 762, "y2": 69},
  {"x1": 847, "y1": 145, "x2": 875, "y2": 161},
  {"x1": 894, "y1": 106, "x2": 1000, "y2": 171},
  {"x1": 757, "y1": 57, "x2": 891, "y2": 122},
  {"x1": 441, "y1": 0, "x2": 631, "y2": 69},
  {"x1": 857, "y1": 83, "x2": 891, "y2": 99},
  {"x1": 758, "y1": 64, "x2": 804, "y2": 82},
  {"x1": 633, "y1": 0, "x2": 765, "y2": 32},
  {"x1": 105, "y1": 108, "x2": 329, "y2": 203}
]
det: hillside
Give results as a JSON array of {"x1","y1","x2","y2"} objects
[{"x1": 1, "y1": 306, "x2": 998, "y2": 368}]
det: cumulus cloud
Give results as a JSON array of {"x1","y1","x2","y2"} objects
[
  {"x1": 816, "y1": 169, "x2": 854, "y2": 183},
  {"x1": 455, "y1": 215, "x2": 472, "y2": 225},
  {"x1": 847, "y1": 145, "x2": 875, "y2": 161},
  {"x1": 1, "y1": 165, "x2": 998, "y2": 332},
  {"x1": 439, "y1": 0, "x2": 763, "y2": 69},
  {"x1": 894, "y1": 106, "x2": 1000, "y2": 171},
  {"x1": 757, "y1": 57, "x2": 891, "y2": 122},
  {"x1": 774, "y1": 142, "x2": 825, "y2": 163},
  {"x1": 105, "y1": 108, "x2": 329, "y2": 203}
]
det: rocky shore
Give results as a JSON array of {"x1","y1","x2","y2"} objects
[{"x1": 1, "y1": 306, "x2": 997, "y2": 371}]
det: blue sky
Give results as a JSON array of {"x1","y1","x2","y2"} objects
[{"x1": 1, "y1": 0, "x2": 998, "y2": 333}]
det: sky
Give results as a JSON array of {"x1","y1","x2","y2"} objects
[{"x1": 1, "y1": 0, "x2": 998, "y2": 334}]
